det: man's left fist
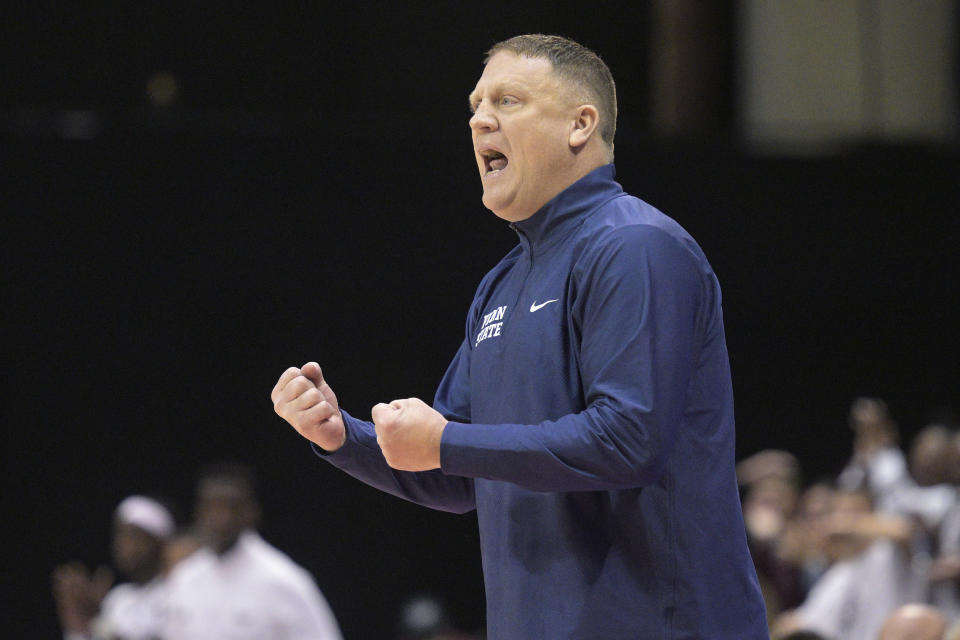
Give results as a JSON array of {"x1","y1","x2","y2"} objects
[{"x1": 371, "y1": 398, "x2": 447, "y2": 471}]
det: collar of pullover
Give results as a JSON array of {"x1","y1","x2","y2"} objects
[{"x1": 510, "y1": 163, "x2": 622, "y2": 255}]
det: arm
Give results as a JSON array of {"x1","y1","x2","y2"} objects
[
  {"x1": 372, "y1": 225, "x2": 714, "y2": 491},
  {"x1": 824, "y1": 511, "x2": 916, "y2": 550},
  {"x1": 272, "y1": 362, "x2": 474, "y2": 513},
  {"x1": 51, "y1": 563, "x2": 113, "y2": 640},
  {"x1": 440, "y1": 225, "x2": 710, "y2": 491}
]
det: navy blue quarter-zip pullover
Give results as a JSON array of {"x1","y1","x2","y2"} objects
[{"x1": 320, "y1": 164, "x2": 768, "y2": 639}]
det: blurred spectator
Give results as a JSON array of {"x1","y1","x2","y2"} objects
[
  {"x1": 737, "y1": 448, "x2": 802, "y2": 488},
  {"x1": 162, "y1": 460, "x2": 342, "y2": 639},
  {"x1": 840, "y1": 399, "x2": 954, "y2": 531},
  {"x1": 52, "y1": 495, "x2": 174, "y2": 640},
  {"x1": 837, "y1": 397, "x2": 902, "y2": 504},
  {"x1": 744, "y1": 399, "x2": 960, "y2": 638},
  {"x1": 894, "y1": 425, "x2": 957, "y2": 530},
  {"x1": 772, "y1": 488, "x2": 913, "y2": 640},
  {"x1": 929, "y1": 429, "x2": 960, "y2": 625},
  {"x1": 737, "y1": 449, "x2": 805, "y2": 620},
  {"x1": 877, "y1": 603, "x2": 947, "y2": 640},
  {"x1": 160, "y1": 528, "x2": 202, "y2": 575},
  {"x1": 781, "y1": 481, "x2": 837, "y2": 594},
  {"x1": 838, "y1": 399, "x2": 958, "y2": 610},
  {"x1": 396, "y1": 594, "x2": 479, "y2": 640}
]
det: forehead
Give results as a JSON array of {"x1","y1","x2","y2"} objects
[
  {"x1": 197, "y1": 478, "x2": 250, "y2": 503},
  {"x1": 113, "y1": 519, "x2": 159, "y2": 543},
  {"x1": 470, "y1": 52, "x2": 559, "y2": 98}
]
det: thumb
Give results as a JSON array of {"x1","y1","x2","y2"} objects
[
  {"x1": 300, "y1": 361, "x2": 323, "y2": 386},
  {"x1": 371, "y1": 402, "x2": 399, "y2": 425}
]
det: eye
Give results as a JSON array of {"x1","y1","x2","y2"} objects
[{"x1": 499, "y1": 96, "x2": 518, "y2": 106}]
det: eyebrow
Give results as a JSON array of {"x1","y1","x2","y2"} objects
[{"x1": 467, "y1": 81, "x2": 527, "y2": 112}]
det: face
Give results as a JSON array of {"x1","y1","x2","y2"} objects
[
  {"x1": 194, "y1": 479, "x2": 258, "y2": 553},
  {"x1": 909, "y1": 428, "x2": 951, "y2": 486},
  {"x1": 111, "y1": 520, "x2": 163, "y2": 577},
  {"x1": 469, "y1": 52, "x2": 581, "y2": 222}
]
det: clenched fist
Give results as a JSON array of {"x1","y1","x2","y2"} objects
[
  {"x1": 272, "y1": 362, "x2": 346, "y2": 452},
  {"x1": 372, "y1": 398, "x2": 447, "y2": 471}
]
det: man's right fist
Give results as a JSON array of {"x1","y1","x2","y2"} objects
[{"x1": 271, "y1": 362, "x2": 347, "y2": 452}]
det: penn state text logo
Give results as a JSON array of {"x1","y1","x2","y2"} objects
[{"x1": 475, "y1": 305, "x2": 507, "y2": 347}]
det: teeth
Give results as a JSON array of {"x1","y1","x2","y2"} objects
[{"x1": 479, "y1": 149, "x2": 507, "y2": 175}]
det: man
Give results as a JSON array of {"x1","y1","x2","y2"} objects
[
  {"x1": 273, "y1": 34, "x2": 767, "y2": 638},
  {"x1": 52, "y1": 495, "x2": 173, "y2": 640},
  {"x1": 771, "y1": 489, "x2": 913, "y2": 640},
  {"x1": 161, "y1": 461, "x2": 342, "y2": 639}
]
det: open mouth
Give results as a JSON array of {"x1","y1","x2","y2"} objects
[{"x1": 480, "y1": 149, "x2": 508, "y2": 175}]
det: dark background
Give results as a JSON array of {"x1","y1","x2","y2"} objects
[{"x1": 3, "y1": 3, "x2": 958, "y2": 638}]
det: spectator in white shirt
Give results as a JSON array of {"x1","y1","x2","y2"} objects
[
  {"x1": 162, "y1": 460, "x2": 342, "y2": 640},
  {"x1": 772, "y1": 488, "x2": 914, "y2": 640},
  {"x1": 52, "y1": 494, "x2": 174, "y2": 640}
]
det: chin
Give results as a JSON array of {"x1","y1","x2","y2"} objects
[
  {"x1": 484, "y1": 201, "x2": 517, "y2": 222},
  {"x1": 481, "y1": 194, "x2": 506, "y2": 217}
]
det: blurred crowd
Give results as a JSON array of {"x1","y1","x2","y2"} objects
[
  {"x1": 741, "y1": 397, "x2": 960, "y2": 640},
  {"x1": 51, "y1": 460, "x2": 479, "y2": 640},
  {"x1": 54, "y1": 397, "x2": 960, "y2": 640},
  {"x1": 52, "y1": 461, "x2": 344, "y2": 640}
]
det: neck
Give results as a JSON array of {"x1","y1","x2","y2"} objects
[
  {"x1": 212, "y1": 531, "x2": 243, "y2": 556},
  {"x1": 130, "y1": 559, "x2": 161, "y2": 585}
]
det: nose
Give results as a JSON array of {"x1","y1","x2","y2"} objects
[{"x1": 469, "y1": 102, "x2": 497, "y2": 132}]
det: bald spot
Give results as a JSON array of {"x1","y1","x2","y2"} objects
[{"x1": 878, "y1": 604, "x2": 946, "y2": 640}]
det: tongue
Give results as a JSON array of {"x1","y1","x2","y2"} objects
[{"x1": 490, "y1": 156, "x2": 507, "y2": 171}]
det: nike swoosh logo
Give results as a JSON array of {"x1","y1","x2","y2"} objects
[{"x1": 529, "y1": 299, "x2": 559, "y2": 312}]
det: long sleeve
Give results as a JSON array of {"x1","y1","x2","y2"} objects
[
  {"x1": 314, "y1": 409, "x2": 475, "y2": 514},
  {"x1": 440, "y1": 223, "x2": 710, "y2": 492}
]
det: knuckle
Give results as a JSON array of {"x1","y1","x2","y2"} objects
[{"x1": 306, "y1": 404, "x2": 330, "y2": 424}]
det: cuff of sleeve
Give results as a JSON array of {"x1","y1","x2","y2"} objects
[
  {"x1": 309, "y1": 409, "x2": 378, "y2": 459},
  {"x1": 439, "y1": 421, "x2": 474, "y2": 477}
]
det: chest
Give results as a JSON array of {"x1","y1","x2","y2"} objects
[
  {"x1": 165, "y1": 565, "x2": 283, "y2": 638},
  {"x1": 468, "y1": 253, "x2": 584, "y2": 420}
]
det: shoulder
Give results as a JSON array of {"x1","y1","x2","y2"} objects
[
  {"x1": 165, "y1": 546, "x2": 214, "y2": 588},
  {"x1": 100, "y1": 582, "x2": 139, "y2": 609},
  {"x1": 572, "y1": 196, "x2": 715, "y2": 294},
  {"x1": 241, "y1": 533, "x2": 320, "y2": 593},
  {"x1": 581, "y1": 194, "x2": 711, "y2": 270}
]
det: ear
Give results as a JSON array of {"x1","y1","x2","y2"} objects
[{"x1": 568, "y1": 104, "x2": 600, "y2": 149}]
